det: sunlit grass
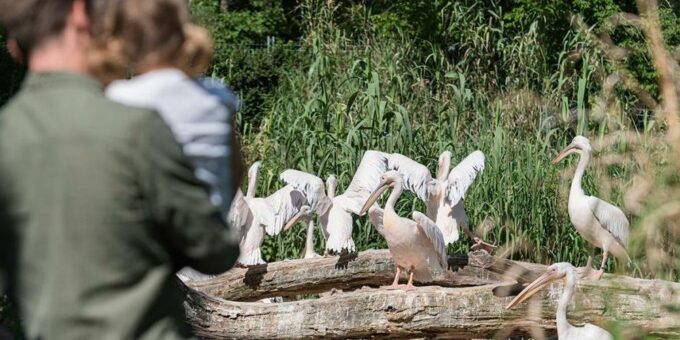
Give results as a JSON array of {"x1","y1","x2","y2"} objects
[{"x1": 232, "y1": 1, "x2": 666, "y2": 287}]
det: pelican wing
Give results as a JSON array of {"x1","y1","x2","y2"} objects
[
  {"x1": 227, "y1": 189, "x2": 250, "y2": 238},
  {"x1": 367, "y1": 204, "x2": 385, "y2": 237},
  {"x1": 588, "y1": 196, "x2": 630, "y2": 247},
  {"x1": 446, "y1": 150, "x2": 485, "y2": 206},
  {"x1": 280, "y1": 169, "x2": 332, "y2": 214},
  {"x1": 388, "y1": 153, "x2": 433, "y2": 201},
  {"x1": 262, "y1": 185, "x2": 306, "y2": 236},
  {"x1": 336, "y1": 150, "x2": 389, "y2": 214},
  {"x1": 412, "y1": 211, "x2": 448, "y2": 268}
]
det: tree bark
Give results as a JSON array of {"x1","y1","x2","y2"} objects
[
  {"x1": 185, "y1": 249, "x2": 495, "y2": 301},
  {"x1": 182, "y1": 250, "x2": 680, "y2": 338}
]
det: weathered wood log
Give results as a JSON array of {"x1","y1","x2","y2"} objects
[
  {"x1": 182, "y1": 276, "x2": 680, "y2": 339},
  {"x1": 186, "y1": 250, "x2": 496, "y2": 301},
  {"x1": 182, "y1": 250, "x2": 680, "y2": 338}
]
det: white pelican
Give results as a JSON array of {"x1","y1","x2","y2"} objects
[
  {"x1": 280, "y1": 151, "x2": 390, "y2": 254},
  {"x1": 227, "y1": 162, "x2": 310, "y2": 266},
  {"x1": 388, "y1": 151, "x2": 492, "y2": 251},
  {"x1": 506, "y1": 262, "x2": 613, "y2": 340},
  {"x1": 552, "y1": 136, "x2": 629, "y2": 279},
  {"x1": 277, "y1": 205, "x2": 321, "y2": 259},
  {"x1": 360, "y1": 171, "x2": 447, "y2": 290}
]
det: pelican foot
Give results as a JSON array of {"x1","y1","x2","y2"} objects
[
  {"x1": 577, "y1": 266, "x2": 603, "y2": 280},
  {"x1": 381, "y1": 284, "x2": 408, "y2": 290},
  {"x1": 303, "y1": 252, "x2": 322, "y2": 259},
  {"x1": 589, "y1": 268, "x2": 604, "y2": 280},
  {"x1": 471, "y1": 238, "x2": 497, "y2": 253},
  {"x1": 402, "y1": 284, "x2": 417, "y2": 292}
]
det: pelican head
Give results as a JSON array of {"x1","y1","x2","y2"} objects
[
  {"x1": 505, "y1": 262, "x2": 575, "y2": 309},
  {"x1": 552, "y1": 136, "x2": 592, "y2": 164},
  {"x1": 359, "y1": 171, "x2": 403, "y2": 215},
  {"x1": 283, "y1": 205, "x2": 312, "y2": 232}
]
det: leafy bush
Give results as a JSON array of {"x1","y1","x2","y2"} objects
[{"x1": 0, "y1": 31, "x2": 25, "y2": 108}]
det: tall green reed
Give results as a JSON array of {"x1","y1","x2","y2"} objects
[{"x1": 236, "y1": 0, "x2": 651, "y2": 272}]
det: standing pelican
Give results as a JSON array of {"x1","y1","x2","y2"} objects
[
  {"x1": 228, "y1": 162, "x2": 310, "y2": 266},
  {"x1": 552, "y1": 136, "x2": 629, "y2": 279},
  {"x1": 388, "y1": 151, "x2": 491, "y2": 251},
  {"x1": 280, "y1": 151, "x2": 390, "y2": 254},
  {"x1": 506, "y1": 262, "x2": 613, "y2": 340},
  {"x1": 360, "y1": 171, "x2": 447, "y2": 290}
]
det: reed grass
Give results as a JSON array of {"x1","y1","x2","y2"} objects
[{"x1": 235, "y1": 0, "x2": 665, "y2": 280}]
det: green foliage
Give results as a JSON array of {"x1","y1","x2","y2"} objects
[
  {"x1": 0, "y1": 296, "x2": 21, "y2": 338},
  {"x1": 234, "y1": 0, "x2": 632, "y2": 268},
  {"x1": 0, "y1": 31, "x2": 25, "y2": 109}
]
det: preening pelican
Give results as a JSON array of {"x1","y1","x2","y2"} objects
[
  {"x1": 360, "y1": 171, "x2": 447, "y2": 290},
  {"x1": 280, "y1": 151, "x2": 390, "y2": 254},
  {"x1": 506, "y1": 262, "x2": 613, "y2": 340},
  {"x1": 388, "y1": 151, "x2": 491, "y2": 251},
  {"x1": 279, "y1": 204, "x2": 321, "y2": 259},
  {"x1": 228, "y1": 162, "x2": 310, "y2": 266},
  {"x1": 553, "y1": 136, "x2": 629, "y2": 279}
]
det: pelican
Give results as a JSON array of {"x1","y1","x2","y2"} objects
[
  {"x1": 228, "y1": 162, "x2": 310, "y2": 266},
  {"x1": 276, "y1": 203, "x2": 322, "y2": 259},
  {"x1": 506, "y1": 262, "x2": 613, "y2": 340},
  {"x1": 552, "y1": 136, "x2": 629, "y2": 279},
  {"x1": 280, "y1": 151, "x2": 390, "y2": 254},
  {"x1": 388, "y1": 151, "x2": 492, "y2": 251},
  {"x1": 360, "y1": 171, "x2": 447, "y2": 290}
]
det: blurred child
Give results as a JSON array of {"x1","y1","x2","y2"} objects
[{"x1": 89, "y1": 0, "x2": 242, "y2": 217}]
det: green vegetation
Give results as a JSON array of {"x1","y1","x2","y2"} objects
[
  {"x1": 0, "y1": 0, "x2": 678, "y2": 335},
  {"x1": 189, "y1": 0, "x2": 678, "y2": 278},
  {"x1": 0, "y1": 32, "x2": 25, "y2": 108}
]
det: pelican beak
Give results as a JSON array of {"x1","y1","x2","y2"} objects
[
  {"x1": 283, "y1": 209, "x2": 310, "y2": 232},
  {"x1": 551, "y1": 143, "x2": 578, "y2": 164},
  {"x1": 360, "y1": 181, "x2": 389, "y2": 215},
  {"x1": 505, "y1": 270, "x2": 563, "y2": 309}
]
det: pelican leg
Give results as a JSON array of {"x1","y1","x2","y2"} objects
[
  {"x1": 392, "y1": 267, "x2": 401, "y2": 286},
  {"x1": 403, "y1": 271, "x2": 417, "y2": 291},
  {"x1": 591, "y1": 252, "x2": 608, "y2": 280},
  {"x1": 576, "y1": 256, "x2": 594, "y2": 278},
  {"x1": 382, "y1": 267, "x2": 404, "y2": 290}
]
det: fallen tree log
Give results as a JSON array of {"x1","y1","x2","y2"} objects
[
  {"x1": 182, "y1": 250, "x2": 680, "y2": 338},
  {"x1": 183, "y1": 279, "x2": 680, "y2": 338},
  {"x1": 186, "y1": 250, "x2": 496, "y2": 301}
]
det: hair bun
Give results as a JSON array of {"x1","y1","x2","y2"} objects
[{"x1": 179, "y1": 24, "x2": 214, "y2": 77}]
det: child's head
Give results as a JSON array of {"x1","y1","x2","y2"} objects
[{"x1": 89, "y1": 0, "x2": 213, "y2": 85}]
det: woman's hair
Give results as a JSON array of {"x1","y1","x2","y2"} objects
[{"x1": 88, "y1": 0, "x2": 213, "y2": 85}]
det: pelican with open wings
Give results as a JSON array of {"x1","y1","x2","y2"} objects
[
  {"x1": 506, "y1": 262, "x2": 613, "y2": 339},
  {"x1": 228, "y1": 162, "x2": 311, "y2": 266},
  {"x1": 360, "y1": 170, "x2": 447, "y2": 290},
  {"x1": 552, "y1": 136, "x2": 629, "y2": 279},
  {"x1": 280, "y1": 150, "x2": 389, "y2": 254},
  {"x1": 388, "y1": 150, "x2": 491, "y2": 251}
]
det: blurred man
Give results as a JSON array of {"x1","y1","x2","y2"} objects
[{"x1": 0, "y1": 0, "x2": 240, "y2": 338}]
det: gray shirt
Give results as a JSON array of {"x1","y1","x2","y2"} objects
[{"x1": 107, "y1": 69, "x2": 238, "y2": 217}]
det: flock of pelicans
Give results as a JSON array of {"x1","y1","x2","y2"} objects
[{"x1": 226, "y1": 135, "x2": 629, "y2": 339}]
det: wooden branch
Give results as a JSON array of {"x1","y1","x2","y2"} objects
[
  {"x1": 182, "y1": 276, "x2": 680, "y2": 339},
  {"x1": 186, "y1": 250, "x2": 494, "y2": 301},
  {"x1": 182, "y1": 250, "x2": 680, "y2": 338}
]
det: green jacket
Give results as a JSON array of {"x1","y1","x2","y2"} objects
[{"x1": 0, "y1": 72, "x2": 239, "y2": 339}]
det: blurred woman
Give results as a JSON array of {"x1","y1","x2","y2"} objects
[{"x1": 89, "y1": 0, "x2": 243, "y2": 217}]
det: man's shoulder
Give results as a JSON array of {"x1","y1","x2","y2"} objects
[{"x1": 1, "y1": 86, "x2": 163, "y2": 143}]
